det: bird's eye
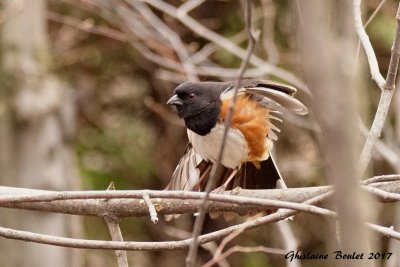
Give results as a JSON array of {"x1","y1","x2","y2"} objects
[{"x1": 188, "y1": 93, "x2": 196, "y2": 99}]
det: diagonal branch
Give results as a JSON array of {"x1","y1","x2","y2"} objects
[
  {"x1": 131, "y1": 1, "x2": 199, "y2": 81},
  {"x1": 359, "y1": 2, "x2": 400, "y2": 174}
]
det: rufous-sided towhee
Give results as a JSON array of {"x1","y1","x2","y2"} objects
[{"x1": 166, "y1": 80, "x2": 308, "y2": 193}]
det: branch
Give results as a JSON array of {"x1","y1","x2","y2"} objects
[
  {"x1": 104, "y1": 216, "x2": 129, "y2": 267},
  {"x1": 2, "y1": 184, "x2": 400, "y2": 252},
  {"x1": 103, "y1": 183, "x2": 129, "y2": 267},
  {"x1": 353, "y1": 0, "x2": 386, "y2": 90},
  {"x1": 0, "y1": 187, "x2": 334, "y2": 220},
  {"x1": 142, "y1": 192, "x2": 159, "y2": 223},
  {"x1": 131, "y1": 1, "x2": 199, "y2": 81},
  {"x1": 203, "y1": 245, "x2": 286, "y2": 267},
  {"x1": 0, "y1": 178, "x2": 399, "y2": 217},
  {"x1": 359, "y1": 2, "x2": 400, "y2": 174},
  {"x1": 143, "y1": 0, "x2": 309, "y2": 92},
  {"x1": 162, "y1": 226, "x2": 230, "y2": 267},
  {"x1": 0, "y1": 191, "x2": 330, "y2": 251},
  {"x1": 367, "y1": 223, "x2": 400, "y2": 240}
]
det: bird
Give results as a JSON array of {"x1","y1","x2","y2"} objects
[{"x1": 165, "y1": 80, "x2": 308, "y2": 195}]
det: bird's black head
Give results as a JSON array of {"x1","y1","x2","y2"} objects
[{"x1": 167, "y1": 82, "x2": 228, "y2": 135}]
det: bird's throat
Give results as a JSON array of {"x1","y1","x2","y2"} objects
[{"x1": 184, "y1": 107, "x2": 219, "y2": 136}]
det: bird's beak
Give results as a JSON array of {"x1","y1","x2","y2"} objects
[{"x1": 166, "y1": 94, "x2": 183, "y2": 106}]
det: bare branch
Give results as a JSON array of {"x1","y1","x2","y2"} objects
[
  {"x1": 212, "y1": 219, "x2": 249, "y2": 261},
  {"x1": 353, "y1": 0, "x2": 386, "y2": 90},
  {"x1": 177, "y1": 0, "x2": 206, "y2": 16},
  {"x1": 0, "y1": 191, "x2": 331, "y2": 251},
  {"x1": 163, "y1": 226, "x2": 230, "y2": 267},
  {"x1": 104, "y1": 216, "x2": 129, "y2": 267},
  {"x1": 203, "y1": 245, "x2": 286, "y2": 267},
  {"x1": 367, "y1": 223, "x2": 400, "y2": 241},
  {"x1": 0, "y1": 178, "x2": 400, "y2": 217},
  {"x1": 142, "y1": 192, "x2": 159, "y2": 223},
  {"x1": 143, "y1": 0, "x2": 309, "y2": 92},
  {"x1": 362, "y1": 174, "x2": 400, "y2": 185},
  {"x1": 363, "y1": 0, "x2": 387, "y2": 29},
  {"x1": 359, "y1": 121, "x2": 400, "y2": 168},
  {"x1": 359, "y1": 3, "x2": 400, "y2": 174},
  {"x1": 1, "y1": 192, "x2": 400, "y2": 254},
  {"x1": 131, "y1": 1, "x2": 199, "y2": 81}
]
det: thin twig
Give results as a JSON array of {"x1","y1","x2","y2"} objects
[
  {"x1": 359, "y1": 120, "x2": 400, "y2": 168},
  {"x1": 131, "y1": 1, "x2": 199, "y2": 81},
  {"x1": 142, "y1": 192, "x2": 159, "y2": 223},
  {"x1": 363, "y1": 0, "x2": 387, "y2": 29},
  {"x1": 186, "y1": 1, "x2": 257, "y2": 265},
  {"x1": 362, "y1": 185, "x2": 400, "y2": 202},
  {"x1": 212, "y1": 218, "x2": 249, "y2": 261},
  {"x1": 361, "y1": 174, "x2": 400, "y2": 185},
  {"x1": 202, "y1": 245, "x2": 287, "y2": 267},
  {"x1": 353, "y1": 0, "x2": 388, "y2": 79},
  {"x1": 143, "y1": 0, "x2": 309, "y2": 92},
  {"x1": 46, "y1": 7, "x2": 303, "y2": 83},
  {"x1": 367, "y1": 223, "x2": 400, "y2": 240},
  {"x1": 359, "y1": 3, "x2": 400, "y2": 174},
  {"x1": 163, "y1": 226, "x2": 230, "y2": 267},
  {"x1": 353, "y1": 0, "x2": 386, "y2": 90},
  {"x1": 46, "y1": 11, "x2": 129, "y2": 42},
  {"x1": 177, "y1": 0, "x2": 206, "y2": 16}
]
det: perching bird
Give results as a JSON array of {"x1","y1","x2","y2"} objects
[{"x1": 165, "y1": 80, "x2": 308, "y2": 194}]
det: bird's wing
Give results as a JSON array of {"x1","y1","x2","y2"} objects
[
  {"x1": 165, "y1": 144, "x2": 211, "y2": 191},
  {"x1": 221, "y1": 80, "x2": 308, "y2": 141},
  {"x1": 243, "y1": 80, "x2": 308, "y2": 115},
  {"x1": 245, "y1": 86, "x2": 308, "y2": 115},
  {"x1": 222, "y1": 80, "x2": 308, "y2": 115},
  {"x1": 229, "y1": 153, "x2": 285, "y2": 190}
]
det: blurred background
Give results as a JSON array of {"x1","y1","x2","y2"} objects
[{"x1": 0, "y1": 0, "x2": 399, "y2": 266}]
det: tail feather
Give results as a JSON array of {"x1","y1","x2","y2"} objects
[{"x1": 232, "y1": 154, "x2": 284, "y2": 190}]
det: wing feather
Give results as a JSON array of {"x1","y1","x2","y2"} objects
[
  {"x1": 245, "y1": 87, "x2": 308, "y2": 115},
  {"x1": 165, "y1": 144, "x2": 205, "y2": 191}
]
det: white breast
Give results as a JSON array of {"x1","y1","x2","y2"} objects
[{"x1": 187, "y1": 124, "x2": 249, "y2": 169}]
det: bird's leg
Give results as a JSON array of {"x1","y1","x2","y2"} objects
[
  {"x1": 212, "y1": 167, "x2": 239, "y2": 193},
  {"x1": 194, "y1": 164, "x2": 212, "y2": 191}
]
